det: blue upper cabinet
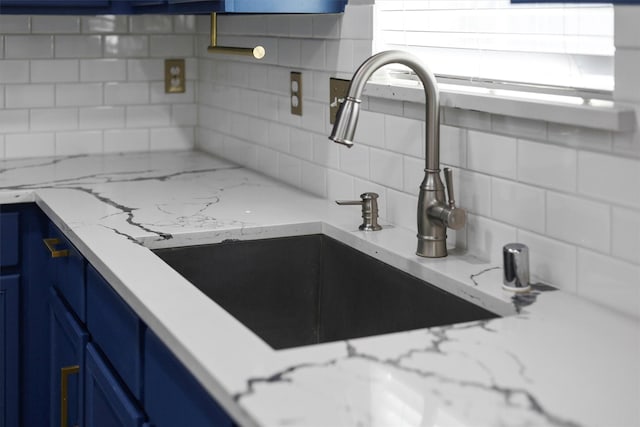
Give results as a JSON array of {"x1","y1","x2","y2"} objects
[{"x1": 0, "y1": 0, "x2": 347, "y2": 14}]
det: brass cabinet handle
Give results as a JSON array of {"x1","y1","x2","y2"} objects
[
  {"x1": 60, "y1": 365, "x2": 80, "y2": 427},
  {"x1": 43, "y1": 238, "x2": 70, "y2": 258}
]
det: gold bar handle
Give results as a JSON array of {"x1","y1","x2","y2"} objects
[
  {"x1": 43, "y1": 238, "x2": 70, "y2": 258},
  {"x1": 207, "y1": 13, "x2": 265, "y2": 59},
  {"x1": 60, "y1": 365, "x2": 80, "y2": 427}
]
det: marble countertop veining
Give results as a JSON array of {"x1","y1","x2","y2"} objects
[{"x1": 1, "y1": 151, "x2": 638, "y2": 427}]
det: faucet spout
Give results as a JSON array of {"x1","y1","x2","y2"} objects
[{"x1": 329, "y1": 50, "x2": 465, "y2": 258}]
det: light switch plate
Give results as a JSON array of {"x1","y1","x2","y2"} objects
[
  {"x1": 165, "y1": 59, "x2": 185, "y2": 94},
  {"x1": 329, "y1": 77, "x2": 350, "y2": 124},
  {"x1": 290, "y1": 71, "x2": 302, "y2": 116}
]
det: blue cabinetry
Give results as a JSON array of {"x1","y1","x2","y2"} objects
[{"x1": 0, "y1": 274, "x2": 19, "y2": 427}]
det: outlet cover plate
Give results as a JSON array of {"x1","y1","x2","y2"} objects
[
  {"x1": 290, "y1": 71, "x2": 302, "y2": 116},
  {"x1": 329, "y1": 77, "x2": 350, "y2": 124},
  {"x1": 165, "y1": 59, "x2": 185, "y2": 94}
]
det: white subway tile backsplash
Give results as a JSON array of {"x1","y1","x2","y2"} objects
[
  {"x1": 5, "y1": 133, "x2": 55, "y2": 159},
  {"x1": 31, "y1": 108, "x2": 78, "y2": 132},
  {"x1": 384, "y1": 115, "x2": 422, "y2": 157},
  {"x1": 56, "y1": 83, "x2": 103, "y2": 107},
  {"x1": 278, "y1": 153, "x2": 302, "y2": 187},
  {"x1": 301, "y1": 101, "x2": 326, "y2": 135},
  {"x1": 104, "y1": 129, "x2": 149, "y2": 153},
  {"x1": 578, "y1": 151, "x2": 640, "y2": 209},
  {"x1": 518, "y1": 139, "x2": 577, "y2": 192},
  {"x1": 547, "y1": 123, "x2": 613, "y2": 152},
  {"x1": 55, "y1": 130, "x2": 103, "y2": 155},
  {"x1": 547, "y1": 192, "x2": 610, "y2": 252},
  {"x1": 32, "y1": 16, "x2": 80, "y2": 34},
  {"x1": 492, "y1": 178, "x2": 545, "y2": 233},
  {"x1": 267, "y1": 122, "x2": 290, "y2": 152},
  {"x1": 0, "y1": 16, "x2": 31, "y2": 34},
  {"x1": 256, "y1": 147, "x2": 279, "y2": 177},
  {"x1": 355, "y1": 110, "x2": 385, "y2": 148},
  {"x1": 370, "y1": 148, "x2": 403, "y2": 190},
  {"x1": 289, "y1": 15, "x2": 314, "y2": 39},
  {"x1": 31, "y1": 59, "x2": 79, "y2": 83},
  {"x1": 224, "y1": 136, "x2": 258, "y2": 170},
  {"x1": 615, "y1": 48, "x2": 640, "y2": 103},
  {"x1": 55, "y1": 35, "x2": 101, "y2": 58},
  {"x1": 79, "y1": 107, "x2": 125, "y2": 130},
  {"x1": 300, "y1": 40, "x2": 327, "y2": 71},
  {"x1": 171, "y1": 104, "x2": 197, "y2": 127},
  {"x1": 266, "y1": 15, "x2": 290, "y2": 37},
  {"x1": 325, "y1": 40, "x2": 354, "y2": 73},
  {"x1": 289, "y1": 128, "x2": 314, "y2": 161},
  {"x1": 341, "y1": 5, "x2": 373, "y2": 40},
  {"x1": 491, "y1": 116, "x2": 547, "y2": 140},
  {"x1": 577, "y1": 249, "x2": 640, "y2": 318},
  {"x1": 611, "y1": 207, "x2": 640, "y2": 264},
  {"x1": 0, "y1": 61, "x2": 29, "y2": 84},
  {"x1": 442, "y1": 108, "x2": 492, "y2": 131},
  {"x1": 440, "y1": 125, "x2": 467, "y2": 168},
  {"x1": 130, "y1": 15, "x2": 173, "y2": 34},
  {"x1": 5, "y1": 35, "x2": 53, "y2": 59},
  {"x1": 149, "y1": 35, "x2": 194, "y2": 57},
  {"x1": 517, "y1": 230, "x2": 577, "y2": 292},
  {"x1": 312, "y1": 15, "x2": 341, "y2": 39},
  {"x1": 6, "y1": 84, "x2": 54, "y2": 108},
  {"x1": 105, "y1": 82, "x2": 149, "y2": 105},
  {"x1": 467, "y1": 130, "x2": 517, "y2": 179},
  {"x1": 127, "y1": 59, "x2": 165, "y2": 81},
  {"x1": 173, "y1": 15, "x2": 196, "y2": 34},
  {"x1": 338, "y1": 142, "x2": 370, "y2": 179},
  {"x1": 150, "y1": 82, "x2": 195, "y2": 105},
  {"x1": 150, "y1": 128, "x2": 194, "y2": 151},
  {"x1": 126, "y1": 105, "x2": 171, "y2": 128},
  {"x1": 0, "y1": 110, "x2": 29, "y2": 133},
  {"x1": 458, "y1": 169, "x2": 492, "y2": 217},
  {"x1": 80, "y1": 59, "x2": 126, "y2": 82},
  {"x1": 327, "y1": 169, "x2": 355, "y2": 201},
  {"x1": 301, "y1": 160, "x2": 327, "y2": 197},
  {"x1": 313, "y1": 133, "x2": 339, "y2": 169},
  {"x1": 466, "y1": 214, "x2": 517, "y2": 263},
  {"x1": 385, "y1": 189, "x2": 418, "y2": 232},
  {"x1": 277, "y1": 39, "x2": 301, "y2": 68},
  {"x1": 104, "y1": 35, "x2": 148, "y2": 58},
  {"x1": 247, "y1": 117, "x2": 269, "y2": 145},
  {"x1": 81, "y1": 15, "x2": 128, "y2": 34},
  {"x1": 402, "y1": 155, "x2": 423, "y2": 194}
]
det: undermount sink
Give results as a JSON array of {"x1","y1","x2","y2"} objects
[{"x1": 153, "y1": 234, "x2": 498, "y2": 350}]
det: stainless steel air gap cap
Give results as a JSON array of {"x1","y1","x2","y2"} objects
[{"x1": 503, "y1": 243, "x2": 531, "y2": 292}]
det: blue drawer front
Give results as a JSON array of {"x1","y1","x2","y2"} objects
[
  {"x1": 86, "y1": 265, "x2": 143, "y2": 400},
  {"x1": 85, "y1": 343, "x2": 145, "y2": 427},
  {"x1": 144, "y1": 329, "x2": 234, "y2": 427},
  {"x1": 48, "y1": 224, "x2": 86, "y2": 322},
  {"x1": 0, "y1": 212, "x2": 19, "y2": 268},
  {"x1": 0, "y1": 274, "x2": 20, "y2": 427}
]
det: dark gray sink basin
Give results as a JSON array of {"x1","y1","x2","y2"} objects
[{"x1": 153, "y1": 234, "x2": 498, "y2": 350}]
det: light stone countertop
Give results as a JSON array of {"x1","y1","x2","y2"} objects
[{"x1": 1, "y1": 151, "x2": 638, "y2": 427}]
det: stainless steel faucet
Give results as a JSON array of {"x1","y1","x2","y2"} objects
[{"x1": 329, "y1": 50, "x2": 466, "y2": 258}]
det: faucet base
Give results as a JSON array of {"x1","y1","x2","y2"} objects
[{"x1": 416, "y1": 236, "x2": 448, "y2": 258}]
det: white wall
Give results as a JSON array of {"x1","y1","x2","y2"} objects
[
  {"x1": 0, "y1": 14, "x2": 198, "y2": 158},
  {"x1": 195, "y1": 2, "x2": 640, "y2": 318}
]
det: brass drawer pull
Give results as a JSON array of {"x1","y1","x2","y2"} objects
[
  {"x1": 43, "y1": 238, "x2": 69, "y2": 258},
  {"x1": 60, "y1": 365, "x2": 80, "y2": 427}
]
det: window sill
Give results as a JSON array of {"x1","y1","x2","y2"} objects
[{"x1": 363, "y1": 81, "x2": 637, "y2": 132}]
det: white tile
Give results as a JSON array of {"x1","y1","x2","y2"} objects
[
  {"x1": 442, "y1": 108, "x2": 492, "y2": 131},
  {"x1": 440, "y1": 125, "x2": 467, "y2": 168},
  {"x1": 31, "y1": 60, "x2": 79, "y2": 83},
  {"x1": 368, "y1": 97, "x2": 403, "y2": 116},
  {"x1": 256, "y1": 93, "x2": 278, "y2": 121},
  {"x1": 267, "y1": 122, "x2": 290, "y2": 152},
  {"x1": 55, "y1": 131, "x2": 103, "y2": 156},
  {"x1": 196, "y1": 129, "x2": 223, "y2": 155},
  {"x1": 547, "y1": 123, "x2": 613, "y2": 152},
  {"x1": 127, "y1": 59, "x2": 165, "y2": 81},
  {"x1": 578, "y1": 151, "x2": 640, "y2": 209},
  {"x1": 32, "y1": 16, "x2": 80, "y2": 33},
  {"x1": 467, "y1": 130, "x2": 517, "y2": 179},
  {"x1": 150, "y1": 82, "x2": 195, "y2": 104},
  {"x1": 341, "y1": 5, "x2": 374, "y2": 39},
  {"x1": 301, "y1": 161, "x2": 327, "y2": 197},
  {"x1": 149, "y1": 35, "x2": 194, "y2": 57},
  {"x1": 385, "y1": 189, "x2": 418, "y2": 233},
  {"x1": 81, "y1": 59, "x2": 126, "y2": 82},
  {"x1": 277, "y1": 39, "x2": 301, "y2": 68},
  {"x1": 339, "y1": 143, "x2": 370, "y2": 179},
  {"x1": 278, "y1": 153, "x2": 302, "y2": 187},
  {"x1": 238, "y1": 89, "x2": 259, "y2": 117},
  {"x1": 229, "y1": 113, "x2": 249, "y2": 141},
  {"x1": 0, "y1": 16, "x2": 30, "y2": 33},
  {"x1": 289, "y1": 15, "x2": 313, "y2": 38},
  {"x1": 104, "y1": 35, "x2": 149, "y2": 58},
  {"x1": 247, "y1": 117, "x2": 269, "y2": 145},
  {"x1": 30, "y1": 108, "x2": 78, "y2": 132},
  {"x1": 384, "y1": 115, "x2": 422, "y2": 157},
  {"x1": 616, "y1": 7, "x2": 640, "y2": 48},
  {"x1": 491, "y1": 116, "x2": 547, "y2": 140},
  {"x1": 5, "y1": 133, "x2": 55, "y2": 159},
  {"x1": 289, "y1": 128, "x2": 314, "y2": 161},
  {"x1": 491, "y1": 178, "x2": 545, "y2": 233},
  {"x1": 6, "y1": 84, "x2": 54, "y2": 108},
  {"x1": 0, "y1": 60, "x2": 29, "y2": 84},
  {"x1": 82, "y1": 15, "x2": 128, "y2": 33},
  {"x1": 355, "y1": 110, "x2": 385, "y2": 148},
  {"x1": 171, "y1": 104, "x2": 197, "y2": 127},
  {"x1": 105, "y1": 82, "x2": 150, "y2": 105},
  {"x1": 223, "y1": 136, "x2": 258, "y2": 170},
  {"x1": 313, "y1": 133, "x2": 339, "y2": 168},
  {"x1": 546, "y1": 192, "x2": 610, "y2": 252},
  {"x1": 402, "y1": 155, "x2": 423, "y2": 195},
  {"x1": 614, "y1": 48, "x2": 640, "y2": 103},
  {"x1": 104, "y1": 129, "x2": 150, "y2": 153},
  {"x1": 458, "y1": 170, "x2": 491, "y2": 217},
  {"x1": 301, "y1": 100, "x2": 326, "y2": 134},
  {"x1": 0, "y1": 87, "x2": 3, "y2": 108},
  {"x1": 0, "y1": 110, "x2": 29, "y2": 133},
  {"x1": 300, "y1": 39, "x2": 326, "y2": 71},
  {"x1": 518, "y1": 139, "x2": 577, "y2": 192},
  {"x1": 325, "y1": 40, "x2": 354, "y2": 73},
  {"x1": 466, "y1": 214, "x2": 518, "y2": 264},
  {"x1": 130, "y1": 15, "x2": 173, "y2": 33},
  {"x1": 56, "y1": 83, "x2": 103, "y2": 107},
  {"x1": 611, "y1": 207, "x2": 640, "y2": 264},
  {"x1": 369, "y1": 148, "x2": 403, "y2": 191},
  {"x1": 150, "y1": 127, "x2": 194, "y2": 151},
  {"x1": 252, "y1": 143, "x2": 278, "y2": 175},
  {"x1": 173, "y1": 15, "x2": 196, "y2": 33},
  {"x1": 577, "y1": 249, "x2": 640, "y2": 318},
  {"x1": 55, "y1": 35, "x2": 102, "y2": 58},
  {"x1": 266, "y1": 15, "x2": 290, "y2": 37},
  {"x1": 312, "y1": 14, "x2": 341, "y2": 39},
  {"x1": 79, "y1": 107, "x2": 125, "y2": 130},
  {"x1": 517, "y1": 230, "x2": 577, "y2": 292},
  {"x1": 327, "y1": 169, "x2": 355, "y2": 201},
  {"x1": 277, "y1": 96, "x2": 301, "y2": 128},
  {"x1": 5, "y1": 35, "x2": 53, "y2": 59},
  {"x1": 126, "y1": 105, "x2": 171, "y2": 128},
  {"x1": 0, "y1": 136, "x2": 4, "y2": 160}
]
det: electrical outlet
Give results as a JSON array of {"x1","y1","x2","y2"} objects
[
  {"x1": 165, "y1": 59, "x2": 185, "y2": 94},
  {"x1": 329, "y1": 77, "x2": 350, "y2": 124},
  {"x1": 290, "y1": 71, "x2": 302, "y2": 116}
]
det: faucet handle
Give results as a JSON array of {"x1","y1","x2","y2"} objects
[
  {"x1": 441, "y1": 168, "x2": 466, "y2": 230},
  {"x1": 443, "y1": 167, "x2": 456, "y2": 207},
  {"x1": 336, "y1": 192, "x2": 382, "y2": 231}
]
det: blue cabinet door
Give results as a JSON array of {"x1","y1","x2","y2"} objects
[
  {"x1": 0, "y1": 274, "x2": 19, "y2": 427},
  {"x1": 49, "y1": 290, "x2": 89, "y2": 427},
  {"x1": 144, "y1": 329, "x2": 234, "y2": 427},
  {"x1": 85, "y1": 344, "x2": 145, "y2": 427}
]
